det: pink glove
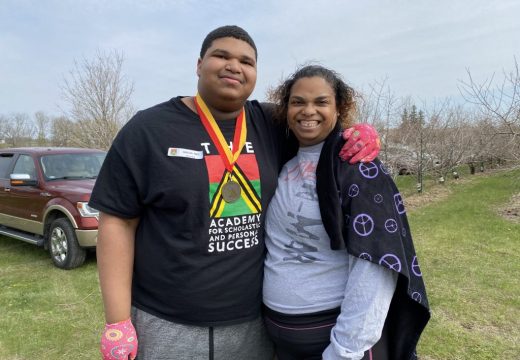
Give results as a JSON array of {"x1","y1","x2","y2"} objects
[
  {"x1": 339, "y1": 123, "x2": 381, "y2": 164},
  {"x1": 101, "y1": 318, "x2": 138, "y2": 360}
]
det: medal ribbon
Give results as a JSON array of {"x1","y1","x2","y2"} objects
[{"x1": 194, "y1": 93, "x2": 247, "y2": 173}]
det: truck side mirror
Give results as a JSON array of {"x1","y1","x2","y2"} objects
[{"x1": 10, "y1": 173, "x2": 38, "y2": 187}]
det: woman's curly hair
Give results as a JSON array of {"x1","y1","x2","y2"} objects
[{"x1": 268, "y1": 64, "x2": 357, "y2": 129}]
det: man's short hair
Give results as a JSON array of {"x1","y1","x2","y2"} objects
[{"x1": 200, "y1": 25, "x2": 257, "y2": 60}]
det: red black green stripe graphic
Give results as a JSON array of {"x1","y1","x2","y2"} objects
[{"x1": 205, "y1": 154, "x2": 261, "y2": 218}]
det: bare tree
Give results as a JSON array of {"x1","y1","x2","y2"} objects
[
  {"x1": 61, "y1": 50, "x2": 134, "y2": 149},
  {"x1": 357, "y1": 78, "x2": 403, "y2": 169},
  {"x1": 0, "y1": 114, "x2": 9, "y2": 144},
  {"x1": 51, "y1": 116, "x2": 75, "y2": 147},
  {"x1": 357, "y1": 78, "x2": 388, "y2": 126},
  {"x1": 34, "y1": 111, "x2": 51, "y2": 146},
  {"x1": 459, "y1": 57, "x2": 520, "y2": 160},
  {"x1": 387, "y1": 100, "x2": 451, "y2": 190},
  {"x1": 427, "y1": 105, "x2": 474, "y2": 177},
  {"x1": 3, "y1": 113, "x2": 35, "y2": 147}
]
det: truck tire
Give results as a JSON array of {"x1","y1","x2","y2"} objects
[{"x1": 48, "y1": 218, "x2": 86, "y2": 269}]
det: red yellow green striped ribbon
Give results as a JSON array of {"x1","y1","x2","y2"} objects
[{"x1": 194, "y1": 93, "x2": 247, "y2": 173}]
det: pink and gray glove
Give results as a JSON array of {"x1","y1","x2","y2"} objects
[
  {"x1": 101, "y1": 318, "x2": 138, "y2": 360},
  {"x1": 339, "y1": 123, "x2": 381, "y2": 164}
]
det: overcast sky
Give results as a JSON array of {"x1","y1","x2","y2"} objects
[{"x1": 1, "y1": 0, "x2": 519, "y2": 117}]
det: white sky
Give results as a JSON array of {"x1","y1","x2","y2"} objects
[{"x1": 1, "y1": 0, "x2": 519, "y2": 117}]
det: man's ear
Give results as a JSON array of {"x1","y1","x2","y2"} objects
[{"x1": 196, "y1": 58, "x2": 202, "y2": 77}]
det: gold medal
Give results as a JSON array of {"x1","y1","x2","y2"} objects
[
  {"x1": 194, "y1": 93, "x2": 248, "y2": 206},
  {"x1": 221, "y1": 180, "x2": 241, "y2": 203}
]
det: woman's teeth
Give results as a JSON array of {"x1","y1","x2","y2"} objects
[{"x1": 299, "y1": 120, "x2": 319, "y2": 128}]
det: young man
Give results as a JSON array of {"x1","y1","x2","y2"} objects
[{"x1": 91, "y1": 25, "x2": 380, "y2": 360}]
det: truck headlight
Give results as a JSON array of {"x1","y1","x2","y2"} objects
[{"x1": 77, "y1": 202, "x2": 99, "y2": 219}]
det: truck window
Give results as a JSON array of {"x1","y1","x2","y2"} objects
[
  {"x1": 12, "y1": 155, "x2": 37, "y2": 179},
  {"x1": 0, "y1": 154, "x2": 14, "y2": 179}
]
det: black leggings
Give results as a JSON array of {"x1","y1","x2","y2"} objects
[{"x1": 263, "y1": 306, "x2": 387, "y2": 360}]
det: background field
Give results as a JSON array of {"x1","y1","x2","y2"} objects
[{"x1": 0, "y1": 168, "x2": 519, "y2": 359}]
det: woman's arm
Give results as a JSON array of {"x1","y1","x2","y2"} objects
[
  {"x1": 97, "y1": 212, "x2": 139, "y2": 323},
  {"x1": 322, "y1": 255, "x2": 398, "y2": 360}
]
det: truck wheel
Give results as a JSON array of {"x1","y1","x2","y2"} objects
[{"x1": 48, "y1": 218, "x2": 86, "y2": 269}]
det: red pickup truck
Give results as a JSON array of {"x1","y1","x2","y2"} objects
[{"x1": 0, "y1": 147, "x2": 106, "y2": 269}]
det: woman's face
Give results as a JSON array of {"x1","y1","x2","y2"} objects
[{"x1": 287, "y1": 76, "x2": 338, "y2": 147}]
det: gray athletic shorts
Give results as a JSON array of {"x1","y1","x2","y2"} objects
[{"x1": 131, "y1": 307, "x2": 274, "y2": 360}]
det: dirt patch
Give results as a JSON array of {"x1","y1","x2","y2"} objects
[
  {"x1": 404, "y1": 165, "x2": 520, "y2": 212},
  {"x1": 496, "y1": 192, "x2": 520, "y2": 223},
  {"x1": 404, "y1": 185, "x2": 453, "y2": 211}
]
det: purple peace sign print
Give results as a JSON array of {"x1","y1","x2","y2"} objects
[
  {"x1": 374, "y1": 194, "x2": 383, "y2": 204},
  {"x1": 412, "y1": 292, "x2": 422, "y2": 303},
  {"x1": 411, "y1": 256, "x2": 422, "y2": 276},
  {"x1": 359, "y1": 252, "x2": 372, "y2": 261},
  {"x1": 385, "y1": 219, "x2": 398, "y2": 233},
  {"x1": 379, "y1": 254, "x2": 402, "y2": 272},
  {"x1": 379, "y1": 162, "x2": 390, "y2": 175},
  {"x1": 358, "y1": 162, "x2": 379, "y2": 179},
  {"x1": 401, "y1": 227, "x2": 407, "y2": 237},
  {"x1": 348, "y1": 184, "x2": 360, "y2": 198},
  {"x1": 353, "y1": 213, "x2": 374, "y2": 237},
  {"x1": 394, "y1": 193, "x2": 406, "y2": 214}
]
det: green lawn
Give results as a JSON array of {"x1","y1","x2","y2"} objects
[
  {"x1": 412, "y1": 168, "x2": 520, "y2": 359},
  {"x1": 0, "y1": 168, "x2": 519, "y2": 359},
  {"x1": 0, "y1": 244, "x2": 102, "y2": 359}
]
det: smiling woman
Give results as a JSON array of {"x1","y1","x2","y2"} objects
[{"x1": 263, "y1": 65, "x2": 430, "y2": 360}]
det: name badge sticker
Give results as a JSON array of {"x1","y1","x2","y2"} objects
[{"x1": 167, "y1": 147, "x2": 203, "y2": 159}]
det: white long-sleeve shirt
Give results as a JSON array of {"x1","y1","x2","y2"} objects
[{"x1": 322, "y1": 255, "x2": 397, "y2": 359}]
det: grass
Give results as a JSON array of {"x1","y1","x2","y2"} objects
[
  {"x1": 411, "y1": 167, "x2": 520, "y2": 359},
  {"x1": 0, "y1": 167, "x2": 519, "y2": 359},
  {"x1": 0, "y1": 244, "x2": 102, "y2": 359}
]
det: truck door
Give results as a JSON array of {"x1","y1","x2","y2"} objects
[
  {"x1": 6, "y1": 154, "x2": 46, "y2": 233},
  {"x1": 0, "y1": 153, "x2": 16, "y2": 223}
]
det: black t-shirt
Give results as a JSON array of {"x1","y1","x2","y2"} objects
[{"x1": 90, "y1": 97, "x2": 285, "y2": 326}]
